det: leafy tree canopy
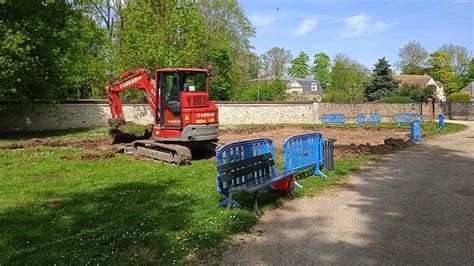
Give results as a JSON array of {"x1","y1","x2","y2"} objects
[
  {"x1": 397, "y1": 41, "x2": 429, "y2": 74},
  {"x1": 288, "y1": 52, "x2": 310, "y2": 78},
  {"x1": 427, "y1": 51, "x2": 457, "y2": 95},
  {"x1": 0, "y1": 0, "x2": 107, "y2": 102},
  {"x1": 326, "y1": 54, "x2": 369, "y2": 103},
  {"x1": 260, "y1": 47, "x2": 292, "y2": 77},
  {"x1": 312, "y1": 52, "x2": 331, "y2": 90}
]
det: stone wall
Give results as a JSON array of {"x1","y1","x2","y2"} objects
[
  {"x1": 319, "y1": 103, "x2": 419, "y2": 123},
  {"x1": 0, "y1": 102, "x2": 154, "y2": 133},
  {"x1": 0, "y1": 100, "x2": 443, "y2": 133},
  {"x1": 216, "y1": 102, "x2": 314, "y2": 125}
]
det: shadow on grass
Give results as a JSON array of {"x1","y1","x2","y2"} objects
[{"x1": 0, "y1": 181, "x2": 198, "y2": 264}]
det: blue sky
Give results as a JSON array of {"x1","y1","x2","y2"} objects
[{"x1": 240, "y1": 0, "x2": 473, "y2": 70}]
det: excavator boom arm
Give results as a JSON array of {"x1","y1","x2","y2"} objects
[{"x1": 106, "y1": 68, "x2": 158, "y2": 119}]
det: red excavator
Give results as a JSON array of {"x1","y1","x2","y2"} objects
[{"x1": 106, "y1": 66, "x2": 219, "y2": 165}]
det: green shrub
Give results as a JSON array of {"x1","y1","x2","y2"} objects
[
  {"x1": 447, "y1": 92, "x2": 472, "y2": 102},
  {"x1": 392, "y1": 84, "x2": 433, "y2": 102},
  {"x1": 380, "y1": 96, "x2": 414, "y2": 103}
]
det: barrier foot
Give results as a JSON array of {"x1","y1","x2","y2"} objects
[
  {"x1": 314, "y1": 169, "x2": 328, "y2": 179},
  {"x1": 218, "y1": 197, "x2": 239, "y2": 208}
]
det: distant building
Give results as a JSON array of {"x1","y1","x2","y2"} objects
[
  {"x1": 394, "y1": 74, "x2": 446, "y2": 102},
  {"x1": 459, "y1": 82, "x2": 474, "y2": 100},
  {"x1": 250, "y1": 75, "x2": 324, "y2": 95}
]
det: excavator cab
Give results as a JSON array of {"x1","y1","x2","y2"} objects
[{"x1": 155, "y1": 68, "x2": 218, "y2": 142}]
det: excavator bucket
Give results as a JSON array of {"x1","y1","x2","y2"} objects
[{"x1": 107, "y1": 119, "x2": 153, "y2": 144}]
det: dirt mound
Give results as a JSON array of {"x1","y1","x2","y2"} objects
[
  {"x1": 334, "y1": 138, "x2": 409, "y2": 160},
  {"x1": 384, "y1": 138, "x2": 408, "y2": 147}
]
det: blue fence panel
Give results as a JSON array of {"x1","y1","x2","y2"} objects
[
  {"x1": 356, "y1": 113, "x2": 381, "y2": 125},
  {"x1": 410, "y1": 120, "x2": 421, "y2": 144},
  {"x1": 322, "y1": 114, "x2": 346, "y2": 124},
  {"x1": 283, "y1": 132, "x2": 326, "y2": 178},
  {"x1": 438, "y1": 114, "x2": 445, "y2": 129},
  {"x1": 215, "y1": 138, "x2": 275, "y2": 197},
  {"x1": 394, "y1": 113, "x2": 421, "y2": 126}
]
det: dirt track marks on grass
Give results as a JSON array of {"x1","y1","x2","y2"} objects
[
  {"x1": 0, "y1": 137, "x2": 120, "y2": 151},
  {"x1": 220, "y1": 121, "x2": 474, "y2": 265}
]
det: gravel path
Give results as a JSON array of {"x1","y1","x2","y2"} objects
[{"x1": 220, "y1": 121, "x2": 474, "y2": 265}]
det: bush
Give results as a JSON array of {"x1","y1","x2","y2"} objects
[
  {"x1": 380, "y1": 96, "x2": 414, "y2": 103},
  {"x1": 232, "y1": 80, "x2": 288, "y2": 101},
  {"x1": 447, "y1": 92, "x2": 472, "y2": 103},
  {"x1": 392, "y1": 84, "x2": 433, "y2": 102}
]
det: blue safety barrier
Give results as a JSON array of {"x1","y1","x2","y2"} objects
[
  {"x1": 283, "y1": 132, "x2": 326, "y2": 179},
  {"x1": 410, "y1": 120, "x2": 421, "y2": 144},
  {"x1": 356, "y1": 113, "x2": 381, "y2": 125},
  {"x1": 394, "y1": 113, "x2": 421, "y2": 126},
  {"x1": 216, "y1": 138, "x2": 275, "y2": 200},
  {"x1": 438, "y1": 114, "x2": 445, "y2": 130},
  {"x1": 322, "y1": 114, "x2": 346, "y2": 124}
]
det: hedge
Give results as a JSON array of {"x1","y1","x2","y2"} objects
[{"x1": 447, "y1": 92, "x2": 471, "y2": 103}]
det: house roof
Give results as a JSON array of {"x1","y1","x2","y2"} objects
[
  {"x1": 248, "y1": 75, "x2": 324, "y2": 94},
  {"x1": 393, "y1": 75, "x2": 434, "y2": 88},
  {"x1": 460, "y1": 82, "x2": 474, "y2": 97},
  {"x1": 250, "y1": 75, "x2": 318, "y2": 83}
]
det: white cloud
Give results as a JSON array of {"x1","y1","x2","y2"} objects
[
  {"x1": 296, "y1": 18, "x2": 318, "y2": 36},
  {"x1": 341, "y1": 14, "x2": 396, "y2": 37},
  {"x1": 250, "y1": 14, "x2": 276, "y2": 26}
]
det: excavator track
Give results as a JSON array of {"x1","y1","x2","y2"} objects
[{"x1": 129, "y1": 140, "x2": 192, "y2": 165}]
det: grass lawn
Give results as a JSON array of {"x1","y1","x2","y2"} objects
[{"x1": 0, "y1": 122, "x2": 465, "y2": 264}]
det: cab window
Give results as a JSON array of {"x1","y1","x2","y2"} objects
[{"x1": 180, "y1": 72, "x2": 206, "y2": 92}]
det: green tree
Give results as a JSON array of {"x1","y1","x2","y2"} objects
[
  {"x1": 0, "y1": 0, "x2": 107, "y2": 101},
  {"x1": 288, "y1": 52, "x2": 310, "y2": 78},
  {"x1": 261, "y1": 47, "x2": 292, "y2": 77},
  {"x1": 203, "y1": 46, "x2": 232, "y2": 100},
  {"x1": 397, "y1": 41, "x2": 428, "y2": 75},
  {"x1": 326, "y1": 54, "x2": 369, "y2": 103},
  {"x1": 364, "y1": 57, "x2": 399, "y2": 101},
  {"x1": 466, "y1": 59, "x2": 474, "y2": 82},
  {"x1": 311, "y1": 52, "x2": 331, "y2": 90},
  {"x1": 392, "y1": 83, "x2": 433, "y2": 102},
  {"x1": 115, "y1": 0, "x2": 205, "y2": 72},
  {"x1": 439, "y1": 44, "x2": 472, "y2": 76},
  {"x1": 199, "y1": 0, "x2": 256, "y2": 92},
  {"x1": 427, "y1": 51, "x2": 457, "y2": 95},
  {"x1": 232, "y1": 80, "x2": 287, "y2": 101}
]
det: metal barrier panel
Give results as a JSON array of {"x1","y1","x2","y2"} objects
[
  {"x1": 439, "y1": 114, "x2": 445, "y2": 129},
  {"x1": 283, "y1": 132, "x2": 326, "y2": 178},
  {"x1": 322, "y1": 114, "x2": 346, "y2": 124},
  {"x1": 410, "y1": 120, "x2": 421, "y2": 144},
  {"x1": 356, "y1": 113, "x2": 381, "y2": 125},
  {"x1": 394, "y1": 113, "x2": 421, "y2": 126},
  {"x1": 216, "y1": 138, "x2": 275, "y2": 196}
]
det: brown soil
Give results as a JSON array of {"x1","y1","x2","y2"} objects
[
  {"x1": 219, "y1": 125, "x2": 410, "y2": 159},
  {"x1": 60, "y1": 151, "x2": 116, "y2": 161},
  {"x1": 0, "y1": 136, "x2": 119, "y2": 151},
  {"x1": 1, "y1": 125, "x2": 411, "y2": 160}
]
